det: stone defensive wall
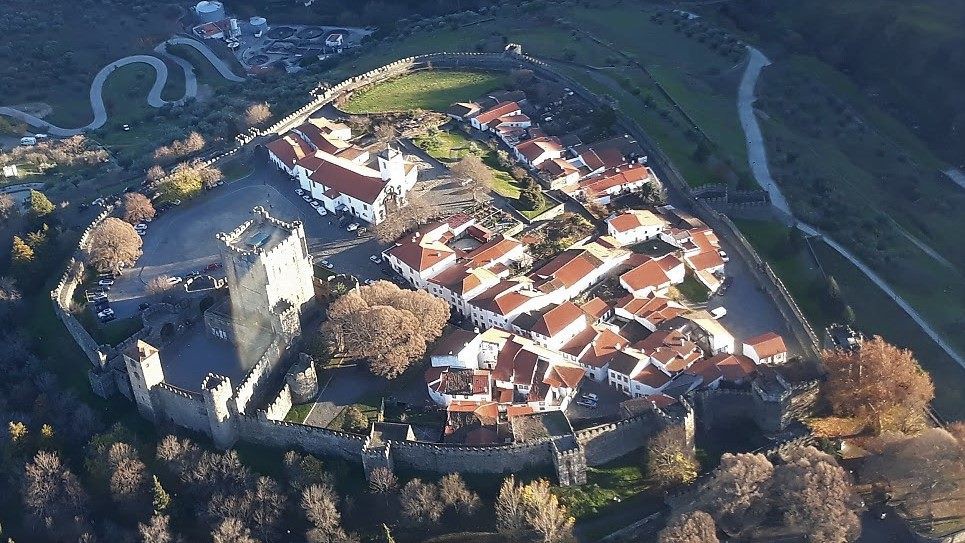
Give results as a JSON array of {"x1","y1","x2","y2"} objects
[
  {"x1": 50, "y1": 208, "x2": 113, "y2": 370},
  {"x1": 56, "y1": 50, "x2": 813, "y2": 484}
]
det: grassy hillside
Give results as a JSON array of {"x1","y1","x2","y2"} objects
[{"x1": 715, "y1": 0, "x2": 965, "y2": 164}]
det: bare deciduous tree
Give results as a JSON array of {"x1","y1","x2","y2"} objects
[
  {"x1": 0, "y1": 193, "x2": 16, "y2": 221},
  {"x1": 88, "y1": 217, "x2": 142, "y2": 274},
  {"x1": 122, "y1": 193, "x2": 156, "y2": 224},
  {"x1": 496, "y1": 475, "x2": 527, "y2": 534},
  {"x1": 450, "y1": 154, "x2": 494, "y2": 201},
  {"x1": 400, "y1": 479, "x2": 443, "y2": 526},
  {"x1": 439, "y1": 473, "x2": 479, "y2": 514},
  {"x1": 245, "y1": 103, "x2": 272, "y2": 128},
  {"x1": 372, "y1": 194, "x2": 433, "y2": 244},
  {"x1": 146, "y1": 164, "x2": 166, "y2": 182},
  {"x1": 861, "y1": 428, "x2": 965, "y2": 534},
  {"x1": 658, "y1": 510, "x2": 719, "y2": 543},
  {"x1": 107, "y1": 442, "x2": 151, "y2": 516},
  {"x1": 521, "y1": 479, "x2": 574, "y2": 543},
  {"x1": 302, "y1": 483, "x2": 350, "y2": 543},
  {"x1": 22, "y1": 451, "x2": 89, "y2": 540},
  {"x1": 823, "y1": 336, "x2": 934, "y2": 434},
  {"x1": 695, "y1": 452, "x2": 774, "y2": 534},
  {"x1": 772, "y1": 446, "x2": 861, "y2": 543},
  {"x1": 211, "y1": 517, "x2": 257, "y2": 543},
  {"x1": 138, "y1": 513, "x2": 173, "y2": 543},
  {"x1": 368, "y1": 467, "x2": 398, "y2": 494},
  {"x1": 647, "y1": 426, "x2": 698, "y2": 487}
]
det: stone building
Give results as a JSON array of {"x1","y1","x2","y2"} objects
[{"x1": 205, "y1": 206, "x2": 315, "y2": 348}]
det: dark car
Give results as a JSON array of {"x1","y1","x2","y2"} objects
[{"x1": 139, "y1": 302, "x2": 151, "y2": 311}]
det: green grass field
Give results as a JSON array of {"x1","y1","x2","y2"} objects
[
  {"x1": 342, "y1": 70, "x2": 509, "y2": 114},
  {"x1": 810, "y1": 240, "x2": 965, "y2": 421},
  {"x1": 733, "y1": 218, "x2": 834, "y2": 328}
]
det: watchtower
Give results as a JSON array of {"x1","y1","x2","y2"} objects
[{"x1": 123, "y1": 340, "x2": 165, "y2": 421}]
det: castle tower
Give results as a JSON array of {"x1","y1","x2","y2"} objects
[
  {"x1": 202, "y1": 373, "x2": 238, "y2": 449},
  {"x1": 123, "y1": 340, "x2": 165, "y2": 421},
  {"x1": 378, "y1": 147, "x2": 406, "y2": 183},
  {"x1": 215, "y1": 207, "x2": 316, "y2": 325}
]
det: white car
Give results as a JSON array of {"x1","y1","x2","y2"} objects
[
  {"x1": 295, "y1": 188, "x2": 304, "y2": 196},
  {"x1": 315, "y1": 207, "x2": 328, "y2": 216},
  {"x1": 167, "y1": 276, "x2": 183, "y2": 285},
  {"x1": 719, "y1": 250, "x2": 729, "y2": 263},
  {"x1": 135, "y1": 222, "x2": 148, "y2": 229},
  {"x1": 319, "y1": 260, "x2": 334, "y2": 270},
  {"x1": 301, "y1": 194, "x2": 312, "y2": 202},
  {"x1": 97, "y1": 279, "x2": 114, "y2": 287},
  {"x1": 97, "y1": 308, "x2": 115, "y2": 318},
  {"x1": 710, "y1": 307, "x2": 728, "y2": 319},
  {"x1": 582, "y1": 393, "x2": 599, "y2": 402},
  {"x1": 369, "y1": 255, "x2": 382, "y2": 264},
  {"x1": 346, "y1": 223, "x2": 359, "y2": 232},
  {"x1": 310, "y1": 201, "x2": 321, "y2": 208}
]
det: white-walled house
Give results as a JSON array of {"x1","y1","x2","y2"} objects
[
  {"x1": 513, "y1": 136, "x2": 564, "y2": 167},
  {"x1": 265, "y1": 135, "x2": 314, "y2": 176},
  {"x1": 742, "y1": 332, "x2": 788, "y2": 365},
  {"x1": 470, "y1": 101, "x2": 522, "y2": 131},
  {"x1": 606, "y1": 209, "x2": 668, "y2": 246}
]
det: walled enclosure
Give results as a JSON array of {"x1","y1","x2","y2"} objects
[{"x1": 54, "y1": 50, "x2": 816, "y2": 486}]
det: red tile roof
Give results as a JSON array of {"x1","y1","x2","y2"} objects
[
  {"x1": 579, "y1": 297, "x2": 610, "y2": 320},
  {"x1": 474, "y1": 101, "x2": 522, "y2": 126},
  {"x1": 466, "y1": 235, "x2": 522, "y2": 267},
  {"x1": 621, "y1": 258, "x2": 671, "y2": 293},
  {"x1": 580, "y1": 164, "x2": 651, "y2": 194},
  {"x1": 530, "y1": 301, "x2": 585, "y2": 338},
  {"x1": 515, "y1": 136, "x2": 563, "y2": 163},
  {"x1": 266, "y1": 134, "x2": 314, "y2": 166},
  {"x1": 686, "y1": 250, "x2": 724, "y2": 271},
  {"x1": 744, "y1": 332, "x2": 787, "y2": 358},
  {"x1": 531, "y1": 249, "x2": 603, "y2": 293},
  {"x1": 634, "y1": 364, "x2": 671, "y2": 388},
  {"x1": 303, "y1": 153, "x2": 387, "y2": 204}
]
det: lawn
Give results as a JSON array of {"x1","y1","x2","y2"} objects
[
  {"x1": 413, "y1": 128, "x2": 554, "y2": 218},
  {"x1": 101, "y1": 63, "x2": 163, "y2": 122},
  {"x1": 810, "y1": 240, "x2": 965, "y2": 422},
  {"x1": 284, "y1": 402, "x2": 313, "y2": 423},
  {"x1": 166, "y1": 44, "x2": 236, "y2": 88},
  {"x1": 219, "y1": 157, "x2": 254, "y2": 182},
  {"x1": 732, "y1": 218, "x2": 833, "y2": 328},
  {"x1": 676, "y1": 271, "x2": 710, "y2": 304},
  {"x1": 342, "y1": 70, "x2": 510, "y2": 114}
]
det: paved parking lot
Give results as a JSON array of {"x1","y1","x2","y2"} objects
[{"x1": 108, "y1": 149, "x2": 474, "y2": 319}]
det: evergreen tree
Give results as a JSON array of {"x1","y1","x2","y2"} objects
[
  {"x1": 28, "y1": 190, "x2": 54, "y2": 217},
  {"x1": 11, "y1": 236, "x2": 34, "y2": 265},
  {"x1": 152, "y1": 476, "x2": 171, "y2": 513},
  {"x1": 519, "y1": 181, "x2": 545, "y2": 211}
]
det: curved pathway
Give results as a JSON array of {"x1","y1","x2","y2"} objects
[
  {"x1": 0, "y1": 37, "x2": 243, "y2": 136},
  {"x1": 737, "y1": 46, "x2": 964, "y2": 369}
]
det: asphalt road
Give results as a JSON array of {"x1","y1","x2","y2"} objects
[{"x1": 0, "y1": 37, "x2": 242, "y2": 135}]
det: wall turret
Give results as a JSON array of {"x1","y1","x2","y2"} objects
[{"x1": 202, "y1": 373, "x2": 238, "y2": 448}]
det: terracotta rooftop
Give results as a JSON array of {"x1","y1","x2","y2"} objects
[
  {"x1": 531, "y1": 249, "x2": 603, "y2": 293},
  {"x1": 474, "y1": 101, "x2": 522, "y2": 125},
  {"x1": 515, "y1": 301, "x2": 585, "y2": 338},
  {"x1": 608, "y1": 209, "x2": 666, "y2": 233},
  {"x1": 266, "y1": 134, "x2": 314, "y2": 166},
  {"x1": 620, "y1": 258, "x2": 671, "y2": 293},
  {"x1": 303, "y1": 152, "x2": 388, "y2": 204},
  {"x1": 515, "y1": 136, "x2": 563, "y2": 162},
  {"x1": 744, "y1": 332, "x2": 788, "y2": 358},
  {"x1": 579, "y1": 164, "x2": 652, "y2": 194}
]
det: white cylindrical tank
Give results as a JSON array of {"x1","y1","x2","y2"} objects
[
  {"x1": 195, "y1": 1, "x2": 226, "y2": 23},
  {"x1": 249, "y1": 16, "x2": 268, "y2": 33}
]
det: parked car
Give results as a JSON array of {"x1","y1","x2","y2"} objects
[
  {"x1": 97, "y1": 308, "x2": 115, "y2": 319},
  {"x1": 301, "y1": 194, "x2": 312, "y2": 202},
  {"x1": 346, "y1": 223, "x2": 359, "y2": 232},
  {"x1": 581, "y1": 393, "x2": 599, "y2": 402},
  {"x1": 135, "y1": 222, "x2": 148, "y2": 230},
  {"x1": 576, "y1": 399, "x2": 598, "y2": 409},
  {"x1": 139, "y1": 302, "x2": 151, "y2": 311},
  {"x1": 167, "y1": 276, "x2": 183, "y2": 285},
  {"x1": 710, "y1": 307, "x2": 727, "y2": 319},
  {"x1": 719, "y1": 250, "x2": 729, "y2": 263},
  {"x1": 97, "y1": 279, "x2": 114, "y2": 287},
  {"x1": 369, "y1": 255, "x2": 382, "y2": 264},
  {"x1": 319, "y1": 260, "x2": 334, "y2": 270},
  {"x1": 295, "y1": 188, "x2": 304, "y2": 196},
  {"x1": 316, "y1": 207, "x2": 328, "y2": 216},
  {"x1": 310, "y1": 201, "x2": 321, "y2": 208}
]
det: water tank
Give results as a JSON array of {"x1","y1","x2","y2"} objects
[
  {"x1": 249, "y1": 16, "x2": 268, "y2": 34},
  {"x1": 195, "y1": 1, "x2": 226, "y2": 23}
]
